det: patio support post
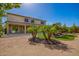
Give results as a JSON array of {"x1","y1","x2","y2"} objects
[
  {"x1": 7, "y1": 24, "x2": 9, "y2": 34},
  {"x1": 17, "y1": 25, "x2": 19, "y2": 33},
  {"x1": 24, "y1": 25, "x2": 26, "y2": 34}
]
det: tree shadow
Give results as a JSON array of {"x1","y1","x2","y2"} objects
[
  {"x1": 44, "y1": 40, "x2": 73, "y2": 52},
  {"x1": 28, "y1": 38, "x2": 43, "y2": 45},
  {"x1": 28, "y1": 38, "x2": 73, "y2": 52}
]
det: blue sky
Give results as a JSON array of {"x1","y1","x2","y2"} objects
[{"x1": 7, "y1": 3, "x2": 79, "y2": 26}]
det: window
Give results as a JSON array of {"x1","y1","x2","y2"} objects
[
  {"x1": 41, "y1": 21, "x2": 44, "y2": 24},
  {"x1": 25, "y1": 18, "x2": 29, "y2": 22}
]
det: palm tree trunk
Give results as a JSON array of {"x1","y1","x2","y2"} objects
[
  {"x1": 42, "y1": 31, "x2": 47, "y2": 40},
  {"x1": 32, "y1": 32, "x2": 37, "y2": 42},
  {"x1": 42, "y1": 32, "x2": 52, "y2": 44}
]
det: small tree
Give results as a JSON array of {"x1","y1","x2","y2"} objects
[
  {"x1": 70, "y1": 24, "x2": 78, "y2": 33},
  {"x1": 39, "y1": 25, "x2": 58, "y2": 43},
  {"x1": 68, "y1": 27, "x2": 72, "y2": 33},
  {"x1": 62, "y1": 24, "x2": 68, "y2": 33},
  {"x1": 52, "y1": 23, "x2": 62, "y2": 33},
  {"x1": 39, "y1": 25, "x2": 49, "y2": 41},
  {"x1": 27, "y1": 25, "x2": 39, "y2": 41}
]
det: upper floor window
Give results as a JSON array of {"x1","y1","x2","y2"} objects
[
  {"x1": 41, "y1": 21, "x2": 44, "y2": 24},
  {"x1": 25, "y1": 18, "x2": 29, "y2": 22}
]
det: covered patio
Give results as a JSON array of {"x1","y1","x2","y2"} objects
[{"x1": 6, "y1": 23, "x2": 29, "y2": 34}]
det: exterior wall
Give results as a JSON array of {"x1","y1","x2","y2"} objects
[
  {"x1": 7, "y1": 14, "x2": 45, "y2": 25},
  {"x1": 34, "y1": 20, "x2": 41, "y2": 25},
  {"x1": 6, "y1": 13, "x2": 46, "y2": 34},
  {"x1": 7, "y1": 14, "x2": 25, "y2": 23}
]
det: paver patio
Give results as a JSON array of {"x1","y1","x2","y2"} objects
[{"x1": 0, "y1": 34, "x2": 79, "y2": 56}]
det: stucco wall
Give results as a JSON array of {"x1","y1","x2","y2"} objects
[
  {"x1": 7, "y1": 14, "x2": 45, "y2": 25},
  {"x1": 7, "y1": 14, "x2": 25, "y2": 23},
  {"x1": 34, "y1": 20, "x2": 41, "y2": 25}
]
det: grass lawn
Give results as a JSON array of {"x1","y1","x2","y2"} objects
[
  {"x1": 37, "y1": 33, "x2": 75, "y2": 41},
  {"x1": 55, "y1": 34, "x2": 75, "y2": 41}
]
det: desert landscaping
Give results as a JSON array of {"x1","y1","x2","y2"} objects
[
  {"x1": 0, "y1": 34, "x2": 79, "y2": 56},
  {"x1": 0, "y1": 3, "x2": 79, "y2": 56}
]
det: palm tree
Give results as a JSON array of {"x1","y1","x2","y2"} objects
[
  {"x1": 39, "y1": 25, "x2": 48, "y2": 41},
  {"x1": 39, "y1": 25, "x2": 58, "y2": 43},
  {"x1": 27, "y1": 25, "x2": 39, "y2": 42}
]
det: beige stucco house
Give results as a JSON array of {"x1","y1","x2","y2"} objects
[{"x1": 6, "y1": 13, "x2": 46, "y2": 34}]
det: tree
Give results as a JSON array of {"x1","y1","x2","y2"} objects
[
  {"x1": 52, "y1": 23, "x2": 61, "y2": 28},
  {"x1": 39, "y1": 25, "x2": 58, "y2": 43},
  {"x1": 68, "y1": 27, "x2": 72, "y2": 33},
  {"x1": 0, "y1": 17, "x2": 3, "y2": 37},
  {"x1": 0, "y1": 3, "x2": 21, "y2": 17},
  {"x1": 0, "y1": 3, "x2": 21, "y2": 37},
  {"x1": 62, "y1": 24, "x2": 68, "y2": 33},
  {"x1": 52, "y1": 23, "x2": 62, "y2": 33},
  {"x1": 52, "y1": 23, "x2": 64, "y2": 36},
  {"x1": 70, "y1": 24, "x2": 78, "y2": 33},
  {"x1": 39, "y1": 25, "x2": 48, "y2": 41},
  {"x1": 27, "y1": 25, "x2": 39, "y2": 42}
]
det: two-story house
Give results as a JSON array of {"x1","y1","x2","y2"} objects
[{"x1": 6, "y1": 13, "x2": 46, "y2": 34}]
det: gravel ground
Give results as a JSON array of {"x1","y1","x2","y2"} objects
[{"x1": 0, "y1": 34, "x2": 79, "y2": 56}]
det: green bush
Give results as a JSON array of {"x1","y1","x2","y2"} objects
[{"x1": 0, "y1": 31, "x2": 3, "y2": 37}]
